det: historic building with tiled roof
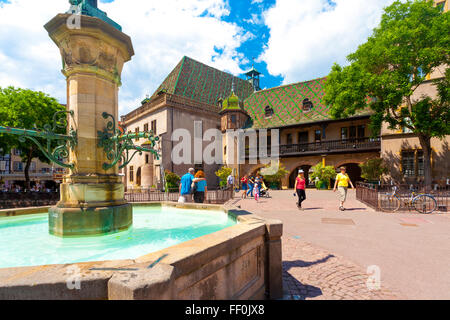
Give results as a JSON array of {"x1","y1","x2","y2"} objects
[
  {"x1": 149, "y1": 56, "x2": 254, "y2": 107},
  {"x1": 121, "y1": 56, "x2": 382, "y2": 192},
  {"x1": 243, "y1": 78, "x2": 372, "y2": 129}
]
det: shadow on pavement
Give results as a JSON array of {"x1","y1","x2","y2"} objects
[
  {"x1": 282, "y1": 255, "x2": 335, "y2": 299},
  {"x1": 282, "y1": 271, "x2": 323, "y2": 300},
  {"x1": 283, "y1": 254, "x2": 335, "y2": 270}
]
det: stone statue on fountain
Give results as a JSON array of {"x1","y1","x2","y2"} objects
[{"x1": 67, "y1": 0, "x2": 122, "y2": 31}]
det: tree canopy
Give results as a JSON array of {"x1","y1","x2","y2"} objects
[
  {"x1": 324, "y1": 0, "x2": 450, "y2": 186},
  {"x1": 0, "y1": 86, "x2": 65, "y2": 188}
]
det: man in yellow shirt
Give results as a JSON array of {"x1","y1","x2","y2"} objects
[{"x1": 333, "y1": 166, "x2": 354, "y2": 211}]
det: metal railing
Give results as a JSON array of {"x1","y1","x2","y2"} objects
[
  {"x1": 280, "y1": 137, "x2": 381, "y2": 155},
  {"x1": 125, "y1": 188, "x2": 233, "y2": 204},
  {"x1": 356, "y1": 182, "x2": 449, "y2": 213},
  {"x1": 0, "y1": 192, "x2": 60, "y2": 209}
]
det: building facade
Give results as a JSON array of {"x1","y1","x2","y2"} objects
[
  {"x1": 0, "y1": 148, "x2": 64, "y2": 190},
  {"x1": 219, "y1": 78, "x2": 381, "y2": 188},
  {"x1": 121, "y1": 56, "x2": 254, "y2": 190},
  {"x1": 122, "y1": 1, "x2": 449, "y2": 190},
  {"x1": 123, "y1": 59, "x2": 384, "y2": 190},
  {"x1": 380, "y1": 0, "x2": 450, "y2": 186}
]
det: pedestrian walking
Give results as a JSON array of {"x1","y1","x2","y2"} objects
[
  {"x1": 241, "y1": 175, "x2": 248, "y2": 199},
  {"x1": 227, "y1": 173, "x2": 234, "y2": 190},
  {"x1": 253, "y1": 182, "x2": 260, "y2": 202},
  {"x1": 294, "y1": 170, "x2": 307, "y2": 210},
  {"x1": 247, "y1": 175, "x2": 255, "y2": 198},
  {"x1": 333, "y1": 166, "x2": 354, "y2": 211},
  {"x1": 193, "y1": 170, "x2": 207, "y2": 203}
]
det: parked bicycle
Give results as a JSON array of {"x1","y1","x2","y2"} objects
[{"x1": 378, "y1": 186, "x2": 438, "y2": 214}]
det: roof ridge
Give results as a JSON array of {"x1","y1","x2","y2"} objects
[
  {"x1": 253, "y1": 76, "x2": 327, "y2": 94},
  {"x1": 173, "y1": 56, "x2": 186, "y2": 91},
  {"x1": 181, "y1": 55, "x2": 248, "y2": 81}
]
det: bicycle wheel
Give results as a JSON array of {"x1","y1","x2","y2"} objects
[
  {"x1": 413, "y1": 195, "x2": 437, "y2": 214},
  {"x1": 378, "y1": 194, "x2": 400, "y2": 212}
]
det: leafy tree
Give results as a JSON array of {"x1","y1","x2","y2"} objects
[
  {"x1": 310, "y1": 163, "x2": 336, "y2": 189},
  {"x1": 323, "y1": 0, "x2": 450, "y2": 187},
  {"x1": 164, "y1": 170, "x2": 180, "y2": 192},
  {"x1": 0, "y1": 87, "x2": 65, "y2": 190},
  {"x1": 215, "y1": 166, "x2": 232, "y2": 188},
  {"x1": 360, "y1": 158, "x2": 388, "y2": 182},
  {"x1": 261, "y1": 163, "x2": 289, "y2": 189}
]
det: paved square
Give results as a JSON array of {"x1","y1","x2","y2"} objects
[{"x1": 228, "y1": 189, "x2": 450, "y2": 300}]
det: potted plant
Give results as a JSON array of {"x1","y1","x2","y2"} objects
[
  {"x1": 310, "y1": 163, "x2": 336, "y2": 190},
  {"x1": 261, "y1": 163, "x2": 289, "y2": 190}
]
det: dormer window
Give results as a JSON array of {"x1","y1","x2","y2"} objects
[
  {"x1": 302, "y1": 99, "x2": 313, "y2": 111},
  {"x1": 265, "y1": 106, "x2": 274, "y2": 118}
]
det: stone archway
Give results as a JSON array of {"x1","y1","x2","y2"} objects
[
  {"x1": 136, "y1": 167, "x2": 142, "y2": 187},
  {"x1": 289, "y1": 165, "x2": 312, "y2": 188},
  {"x1": 246, "y1": 164, "x2": 267, "y2": 177}
]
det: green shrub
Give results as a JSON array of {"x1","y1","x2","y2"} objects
[
  {"x1": 310, "y1": 163, "x2": 336, "y2": 190},
  {"x1": 215, "y1": 166, "x2": 233, "y2": 188},
  {"x1": 262, "y1": 163, "x2": 289, "y2": 190},
  {"x1": 164, "y1": 170, "x2": 180, "y2": 192}
]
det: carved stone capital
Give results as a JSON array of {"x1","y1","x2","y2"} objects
[{"x1": 45, "y1": 14, "x2": 134, "y2": 85}]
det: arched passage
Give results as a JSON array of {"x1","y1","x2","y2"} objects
[
  {"x1": 136, "y1": 167, "x2": 142, "y2": 187},
  {"x1": 289, "y1": 165, "x2": 312, "y2": 188}
]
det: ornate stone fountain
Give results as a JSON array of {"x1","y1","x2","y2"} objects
[{"x1": 0, "y1": 1, "x2": 159, "y2": 237}]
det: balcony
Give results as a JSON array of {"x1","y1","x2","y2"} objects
[
  {"x1": 244, "y1": 137, "x2": 381, "y2": 159},
  {"x1": 280, "y1": 137, "x2": 381, "y2": 156}
]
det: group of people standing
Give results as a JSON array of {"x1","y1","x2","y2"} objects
[
  {"x1": 240, "y1": 174, "x2": 267, "y2": 202},
  {"x1": 178, "y1": 166, "x2": 355, "y2": 211},
  {"x1": 294, "y1": 166, "x2": 355, "y2": 211},
  {"x1": 178, "y1": 168, "x2": 208, "y2": 204}
]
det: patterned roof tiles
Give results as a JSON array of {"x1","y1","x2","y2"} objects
[
  {"x1": 149, "y1": 56, "x2": 254, "y2": 107},
  {"x1": 244, "y1": 77, "x2": 372, "y2": 129}
]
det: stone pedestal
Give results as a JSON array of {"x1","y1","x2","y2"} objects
[{"x1": 45, "y1": 14, "x2": 134, "y2": 237}]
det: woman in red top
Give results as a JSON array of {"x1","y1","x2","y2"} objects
[
  {"x1": 241, "y1": 175, "x2": 248, "y2": 199},
  {"x1": 294, "y1": 170, "x2": 307, "y2": 210}
]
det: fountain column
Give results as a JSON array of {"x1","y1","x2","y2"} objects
[{"x1": 44, "y1": 14, "x2": 134, "y2": 237}]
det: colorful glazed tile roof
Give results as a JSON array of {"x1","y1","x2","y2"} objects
[
  {"x1": 149, "y1": 56, "x2": 254, "y2": 107},
  {"x1": 243, "y1": 77, "x2": 372, "y2": 129}
]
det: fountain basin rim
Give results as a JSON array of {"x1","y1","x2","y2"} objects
[{"x1": 0, "y1": 202, "x2": 282, "y2": 300}]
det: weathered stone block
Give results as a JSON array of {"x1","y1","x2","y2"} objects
[{"x1": 108, "y1": 263, "x2": 175, "y2": 300}]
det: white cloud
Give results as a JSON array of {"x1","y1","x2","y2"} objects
[
  {"x1": 244, "y1": 13, "x2": 264, "y2": 25},
  {"x1": 0, "y1": 0, "x2": 250, "y2": 115},
  {"x1": 260, "y1": 0, "x2": 395, "y2": 84}
]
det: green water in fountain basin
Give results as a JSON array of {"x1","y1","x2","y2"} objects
[{"x1": 0, "y1": 206, "x2": 236, "y2": 269}]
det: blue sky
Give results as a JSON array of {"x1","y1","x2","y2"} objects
[{"x1": 0, "y1": 0, "x2": 394, "y2": 115}]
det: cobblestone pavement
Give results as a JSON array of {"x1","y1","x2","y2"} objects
[
  {"x1": 229, "y1": 189, "x2": 450, "y2": 299},
  {"x1": 281, "y1": 238, "x2": 402, "y2": 300}
]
